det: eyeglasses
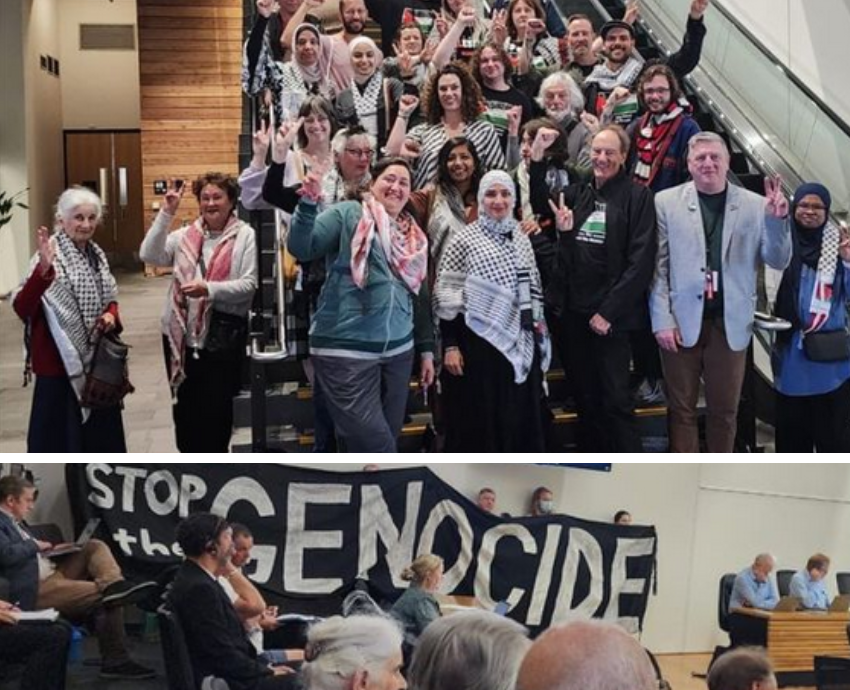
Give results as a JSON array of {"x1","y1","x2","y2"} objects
[
  {"x1": 344, "y1": 148, "x2": 374, "y2": 159},
  {"x1": 797, "y1": 203, "x2": 827, "y2": 212}
]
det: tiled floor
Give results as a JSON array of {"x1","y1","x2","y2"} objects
[{"x1": 0, "y1": 271, "x2": 179, "y2": 453}]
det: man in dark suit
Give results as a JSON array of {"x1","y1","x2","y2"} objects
[
  {"x1": 170, "y1": 512, "x2": 296, "y2": 690},
  {"x1": 0, "y1": 474, "x2": 155, "y2": 680}
]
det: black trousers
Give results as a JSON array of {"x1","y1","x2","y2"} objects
[
  {"x1": 0, "y1": 621, "x2": 71, "y2": 690},
  {"x1": 558, "y1": 310, "x2": 641, "y2": 452},
  {"x1": 162, "y1": 336, "x2": 244, "y2": 453},
  {"x1": 775, "y1": 378, "x2": 850, "y2": 452}
]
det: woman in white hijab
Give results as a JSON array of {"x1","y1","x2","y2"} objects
[{"x1": 433, "y1": 170, "x2": 550, "y2": 451}]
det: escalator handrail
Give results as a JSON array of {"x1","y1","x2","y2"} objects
[{"x1": 705, "y1": 0, "x2": 850, "y2": 142}]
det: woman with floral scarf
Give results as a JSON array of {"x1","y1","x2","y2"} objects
[
  {"x1": 288, "y1": 158, "x2": 435, "y2": 452},
  {"x1": 433, "y1": 170, "x2": 550, "y2": 451},
  {"x1": 772, "y1": 182, "x2": 850, "y2": 452},
  {"x1": 14, "y1": 187, "x2": 126, "y2": 452},
  {"x1": 140, "y1": 173, "x2": 257, "y2": 452}
]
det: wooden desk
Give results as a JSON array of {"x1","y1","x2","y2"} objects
[{"x1": 733, "y1": 608, "x2": 850, "y2": 672}]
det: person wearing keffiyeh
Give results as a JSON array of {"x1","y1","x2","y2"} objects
[
  {"x1": 772, "y1": 183, "x2": 850, "y2": 452},
  {"x1": 13, "y1": 187, "x2": 126, "y2": 453},
  {"x1": 288, "y1": 157, "x2": 435, "y2": 453},
  {"x1": 433, "y1": 170, "x2": 550, "y2": 452},
  {"x1": 140, "y1": 173, "x2": 257, "y2": 453}
]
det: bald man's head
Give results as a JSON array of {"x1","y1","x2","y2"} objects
[{"x1": 518, "y1": 621, "x2": 657, "y2": 690}]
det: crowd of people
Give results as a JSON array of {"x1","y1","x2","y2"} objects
[
  {"x1": 12, "y1": 0, "x2": 850, "y2": 454},
  {"x1": 0, "y1": 471, "x2": 821, "y2": 690}
]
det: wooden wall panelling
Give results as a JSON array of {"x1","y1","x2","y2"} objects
[{"x1": 137, "y1": 0, "x2": 243, "y2": 243}]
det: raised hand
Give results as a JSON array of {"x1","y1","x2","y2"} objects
[
  {"x1": 764, "y1": 175, "x2": 789, "y2": 218},
  {"x1": 163, "y1": 178, "x2": 185, "y2": 216},
  {"x1": 624, "y1": 0, "x2": 640, "y2": 25},
  {"x1": 398, "y1": 94, "x2": 420, "y2": 119},
  {"x1": 606, "y1": 86, "x2": 632, "y2": 109},
  {"x1": 401, "y1": 139, "x2": 422, "y2": 160},
  {"x1": 256, "y1": 0, "x2": 279, "y2": 19},
  {"x1": 36, "y1": 226, "x2": 55, "y2": 276},
  {"x1": 272, "y1": 117, "x2": 304, "y2": 164},
  {"x1": 839, "y1": 223, "x2": 850, "y2": 263},
  {"x1": 506, "y1": 105, "x2": 523, "y2": 137},
  {"x1": 531, "y1": 126, "x2": 560, "y2": 160},
  {"x1": 96, "y1": 312, "x2": 117, "y2": 333},
  {"x1": 589, "y1": 313, "x2": 611, "y2": 336},
  {"x1": 548, "y1": 192, "x2": 574, "y2": 233},
  {"x1": 690, "y1": 0, "x2": 709, "y2": 20},
  {"x1": 526, "y1": 18, "x2": 546, "y2": 38},
  {"x1": 298, "y1": 172, "x2": 323, "y2": 203},
  {"x1": 655, "y1": 328, "x2": 683, "y2": 353},
  {"x1": 580, "y1": 112, "x2": 600, "y2": 135},
  {"x1": 419, "y1": 40, "x2": 436, "y2": 65},
  {"x1": 457, "y1": 5, "x2": 477, "y2": 28},
  {"x1": 397, "y1": 50, "x2": 414, "y2": 76},
  {"x1": 252, "y1": 119, "x2": 272, "y2": 165},
  {"x1": 490, "y1": 9, "x2": 508, "y2": 45},
  {"x1": 435, "y1": 14, "x2": 450, "y2": 38}
]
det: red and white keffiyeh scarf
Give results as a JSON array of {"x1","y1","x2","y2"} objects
[
  {"x1": 167, "y1": 215, "x2": 240, "y2": 388},
  {"x1": 350, "y1": 198, "x2": 428, "y2": 294}
]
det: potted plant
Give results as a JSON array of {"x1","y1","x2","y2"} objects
[{"x1": 0, "y1": 188, "x2": 28, "y2": 230}]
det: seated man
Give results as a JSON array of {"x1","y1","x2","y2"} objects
[
  {"x1": 219, "y1": 523, "x2": 304, "y2": 667},
  {"x1": 0, "y1": 599, "x2": 71, "y2": 690},
  {"x1": 730, "y1": 554, "x2": 779, "y2": 611},
  {"x1": 790, "y1": 554, "x2": 831, "y2": 610},
  {"x1": 0, "y1": 475, "x2": 155, "y2": 680},
  {"x1": 170, "y1": 513, "x2": 296, "y2": 690}
]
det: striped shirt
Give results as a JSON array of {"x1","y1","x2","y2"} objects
[{"x1": 407, "y1": 120, "x2": 506, "y2": 190}]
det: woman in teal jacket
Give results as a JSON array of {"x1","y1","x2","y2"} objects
[{"x1": 289, "y1": 157, "x2": 435, "y2": 451}]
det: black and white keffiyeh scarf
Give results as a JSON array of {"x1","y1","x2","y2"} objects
[
  {"x1": 584, "y1": 54, "x2": 644, "y2": 92},
  {"x1": 433, "y1": 213, "x2": 550, "y2": 383},
  {"x1": 36, "y1": 231, "x2": 117, "y2": 406}
]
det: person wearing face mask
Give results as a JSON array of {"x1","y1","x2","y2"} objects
[
  {"x1": 13, "y1": 187, "x2": 127, "y2": 453},
  {"x1": 771, "y1": 183, "x2": 850, "y2": 452},
  {"x1": 433, "y1": 171, "x2": 549, "y2": 452},
  {"x1": 140, "y1": 174, "x2": 258, "y2": 453},
  {"x1": 288, "y1": 158, "x2": 435, "y2": 452},
  {"x1": 530, "y1": 487, "x2": 555, "y2": 516},
  {"x1": 537, "y1": 125, "x2": 657, "y2": 453},
  {"x1": 336, "y1": 37, "x2": 405, "y2": 149}
]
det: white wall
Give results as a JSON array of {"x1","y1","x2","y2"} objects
[
  {"x1": 21, "y1": 462, "x2": 850, "y2": 654},
  {"x1": 719, "y1": 0, "x2": 850, "y2": 129},
  {"x1": 59, "y1": 0, "x2": 140, "y2": 130},
  {"x1": 0, "y1": 0, "x2": 33, "y2": 296}
]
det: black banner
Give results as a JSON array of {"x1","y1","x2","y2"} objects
[{"x1": 66, "y1": 464, "x2": 657, "y2": 634}]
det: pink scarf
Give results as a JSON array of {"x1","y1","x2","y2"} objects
[
  {"x1": 351, "y1": 198, "x2": 428, "y2": 294},
  {"x1": 167, "y1": 215, "x2": 240, "y2": 388}
]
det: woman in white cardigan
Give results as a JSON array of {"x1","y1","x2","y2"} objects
[{"x1": 140, "y1": 173, "x2": 257, "y2": 452}]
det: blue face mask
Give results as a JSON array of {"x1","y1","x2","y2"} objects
[{"x1": 538, "y1": 500, "x2": 554, "y2": 515}]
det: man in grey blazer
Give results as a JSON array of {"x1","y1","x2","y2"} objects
[{"x1": 650, "y1": 132, "x2": 791, "y2": 452}]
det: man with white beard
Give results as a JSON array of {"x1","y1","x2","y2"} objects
[{"x1": 536, "y1": 71, "x2": 594, "y2": 171}]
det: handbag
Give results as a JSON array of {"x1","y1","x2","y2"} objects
[
  {"x1": 803, "y1": 330, "x2": 850, "y2": 362},
  {"x1": 81, "y1": 331, "x2": 135, "y2": 408},
  {"x1": 205, "y1": 310, "x2": 248, "y2": 353}
]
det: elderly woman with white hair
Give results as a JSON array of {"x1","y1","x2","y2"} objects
[
  {"x1": 410, "y1": 611, "x2": 531, "y2": 690},
  {"x1": 303, "y1": 616, "x2": 406, "y2": 690},
  {"x1": 14, "y1": 186, "x2": 127, "y2": 452},
  {"x1": 433, "y1": 170, "x2": 550, "y2": 451},
  {"x1": 536, "y1": 71, "x2": 594, "y2": 172}
]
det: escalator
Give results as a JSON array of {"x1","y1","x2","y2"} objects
[{"x1": 233, "y1": 0, "x2": 850, "y2": 452}]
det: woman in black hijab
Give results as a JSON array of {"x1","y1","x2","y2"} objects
[{"x1": 772, "y1": 182, "x2": 850, "y2": 451}]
